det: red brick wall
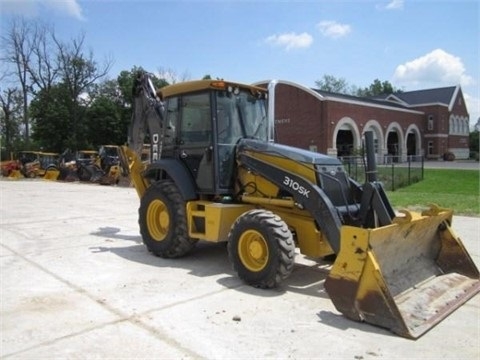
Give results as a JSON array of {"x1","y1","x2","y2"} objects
[
  {"x1": 256, "y1": 81, "x2": 470, "y2": 159},
  {"x1": 270, "y1": 83, "x2": 326, "y2": 150}
]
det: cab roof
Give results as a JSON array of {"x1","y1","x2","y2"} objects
[{"x1": 158, "y1": 80, "x2": 267, "y2": 99}]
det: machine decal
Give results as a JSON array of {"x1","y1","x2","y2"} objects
[
  {"x1": 283, "y1": 175, "x2": 310, "y2": 198},
  {"x1": 152, "y1": 133, "x2": 159, "y2": 161}
]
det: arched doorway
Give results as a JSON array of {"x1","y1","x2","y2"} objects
[
  {"x1": 363, "y1": 120, "x2": 384, "y2": 163},
  {"x1": 385, "y1": 122, "x2": 404, "y2": 162},
  {"x1": 333, "y1": 117, "x2": 361, "y2": 157},
  {"x1": 387, "y1": 132, "x2": 399, "y2": 158},
  {"x1": 405, "y1": 124, "x2": 422, "y2": 158},
  {"x1": 406, "y1": 133, "x2": 416, "y2": 155},
  {"x1": 337, "y1": 130, "x2": 354, "y2": 156}
]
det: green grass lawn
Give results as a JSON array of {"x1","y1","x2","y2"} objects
[{"x1": 386, "y1": 169, "x2": 480, "y2": 216}]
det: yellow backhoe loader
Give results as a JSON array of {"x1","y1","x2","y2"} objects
[
  {"x1": 2, "y1": 159, "x2": 21, "y2": 178},
  {"x1": 97, "y1": 145, "x2": 124, "y2": 185},
  {"x1": 6, "y1": 151, "x2": 60, "y2": 180},
  {"x1": 36, "y1": 152, "x2": 60, "y2": 180},
  {"x1": 119, "y1": 71, "x2": 479, "y2": 339}
]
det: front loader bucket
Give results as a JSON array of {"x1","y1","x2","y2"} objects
[{"x1": 324, "y1": 205, "x2": 480, "y2": 339}]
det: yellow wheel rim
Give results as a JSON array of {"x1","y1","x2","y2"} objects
[
  {"x1": 238, "y1": 230, "x2": 269, "y2": 272},
  {"x1": 146, "y1": 199, "x2": 170, "y2": 241}
]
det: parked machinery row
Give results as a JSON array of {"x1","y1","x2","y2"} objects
[{"x1": 1, "y1": 145, "x2": 132, "y2": 185}]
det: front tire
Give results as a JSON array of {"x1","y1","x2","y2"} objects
[
  {"x1": 139, "y1": 180, "x2": 197, "y2": 258},
  {"x1": 227, "y1": 209, "x2": 295, "y2": 288}
]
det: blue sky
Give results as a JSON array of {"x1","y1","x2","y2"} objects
[{"x1": 1, "y1": 0, "x2": 479, "y2": 125}]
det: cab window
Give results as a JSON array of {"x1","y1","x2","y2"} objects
[{"x1": 180, "y1": 93, "x2": 211, "y2": 144}]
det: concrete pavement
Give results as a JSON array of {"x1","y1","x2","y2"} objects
[{"x1": 1, "y1": 179, "x2": 479, "y2": 359}]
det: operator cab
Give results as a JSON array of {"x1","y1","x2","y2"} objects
[{"x1": 159, "y1": 80, "x2": 268, "y2": 196}]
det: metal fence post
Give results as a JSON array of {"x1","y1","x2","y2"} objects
[
  {"x1": 391, "y1": 162, "x2": 395, "y2": 191},
  {"x1": 408, "y1": 155, "x2": 411, "y2": 185}
]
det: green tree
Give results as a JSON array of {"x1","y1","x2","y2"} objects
[
  {"x1": 315, "y1": 74, "x2": 350, "y2": 94},
  {"x1": 85, "y1": 95, "x2": 124, "y2": 146},
  {"x1": 29, "y1": 83, "x2": 73, "y2": 152},
  {"x1": 80, "y1": 68, "x2": 169, "y2": 149},
  {"x1": 117, "y1": 68, "x2": 141, "y2": 107},
  {"x1": 469, "y1": 130, "x2": 479, "y2": 160},
  {"x1": 1, "y1": 18, "x2": 113, "y2": 152},
  {"x1": 314, "y1": 75, "x2": 401, "y2": 97},
  {"x1": 356, "y1": 79, "x2": 400, "y2": 97},
  {"x1": 117, "y1": 67, "x2": 168, "y2": 105},
  {"x1": 116, "y1": 68, "x2": 168, "y2": 143}
]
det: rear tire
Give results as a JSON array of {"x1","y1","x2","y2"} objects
[
  {"x1": 139, "y1": 180, "x2": 197, "y2": 258},
  {"x1": 227, "y1": 209, "x2": 295, "y2": 288}
]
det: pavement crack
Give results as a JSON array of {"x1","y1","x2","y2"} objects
[{"x1": 0, "y1": 242, "x2": 205, "y2": 359}]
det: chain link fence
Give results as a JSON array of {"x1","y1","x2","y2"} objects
[{"x1": 340, "y1": 155, "x2": 424, "y2": 191}]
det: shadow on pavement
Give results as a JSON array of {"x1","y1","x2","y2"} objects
[{"x1": 89, "y1": 226, "x2": 333, "y2": 301}]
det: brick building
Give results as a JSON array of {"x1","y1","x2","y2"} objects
[{"x1": 254, "y1": 80, "x2": 470, "y2": 161}]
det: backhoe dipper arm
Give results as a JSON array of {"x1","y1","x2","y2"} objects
[
  {"x1": 118, "y1": 72, "x2": 166, "y2": 198},
  {"x1": 128, "y1": 71, "x2": 165, "y2": 161}
]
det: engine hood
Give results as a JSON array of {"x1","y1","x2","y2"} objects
[{"x1": 237, "y1": 138, "x2": 341, "y2": 166}]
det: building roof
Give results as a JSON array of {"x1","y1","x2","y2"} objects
[
  {"x1": 315, "y1": 85, "x2": 461, "y2": 113},
  {"x1": 385, "y1": 86, "x2": 459, "y2": 108},
  {"x1": 311, "y1": 88, "x2": 423, "y2": 114},
  {"x1": 313, "y1": 89, "x2": 409, "y2": 110},
  {"x1": 255, "y1": 79, "x2": 461, "y2": 115}
]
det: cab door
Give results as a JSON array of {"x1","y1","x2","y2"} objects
[{"x1": 176, "y1": 92, "x2": 214, "y2": 192}]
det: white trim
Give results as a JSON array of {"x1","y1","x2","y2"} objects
[
  {"x1": 363, "y1": 120, "x2": 384, "y2": 155},
  {"x1": 253, "y1": 79, "x2": 423, "y2": 115},
  {"x1": 322, "y1": 96, "x2": 424, "y2": 115},
  {"x1": 410, "y1": 102, "x2": 449, "y2": 108},
  {"x1": 252, "y1": 79, "x2": 326, "y2": 102},
  {"x1": 363, "y1": 120, "x2": 385, "y2": 162},
  {"x1": 424, "y1": 134, "x2": 449, "y2": 138},
  {"x1": 448, "y1": 85, "x2": 461, "y2": 112},
  {"x1": 332, "y1": 117, "x2": 361, "y2": 151},
  {"x1": 385, "y1": 94, "x2": 409, "y2": 106},
  {"x1": 385, "y1": 122, "x2": 405, "y2": 158}
]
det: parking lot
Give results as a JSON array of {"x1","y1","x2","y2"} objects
[{"x1": 1, "y1": 179, "x2": 479, "y2": 359}]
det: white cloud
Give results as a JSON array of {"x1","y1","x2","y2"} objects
[
  {"x1": 393, "y1": 49, "x2": 478, "y2": 126},
  {"x1": 265, "y1": 32, "x2": 313, "y2": 51},
  {"x1": 44, "y1": 0, "x2": 85, "y2": 21},
  {"x1": 376, "y1": 0, "x2": 404, "y2": 11},
  {"x1": 0, "y1": 0, "x2": 85, "y2": 20},
  {"x1": 316, "y1": 21, "x2": 351, "y2": 39},
  {"x1": 385, "y1": 0, "x2": 404, "y2": 10},
  {"x1": 393, "y1": 49, "x2": 474, "y2": 88}
]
